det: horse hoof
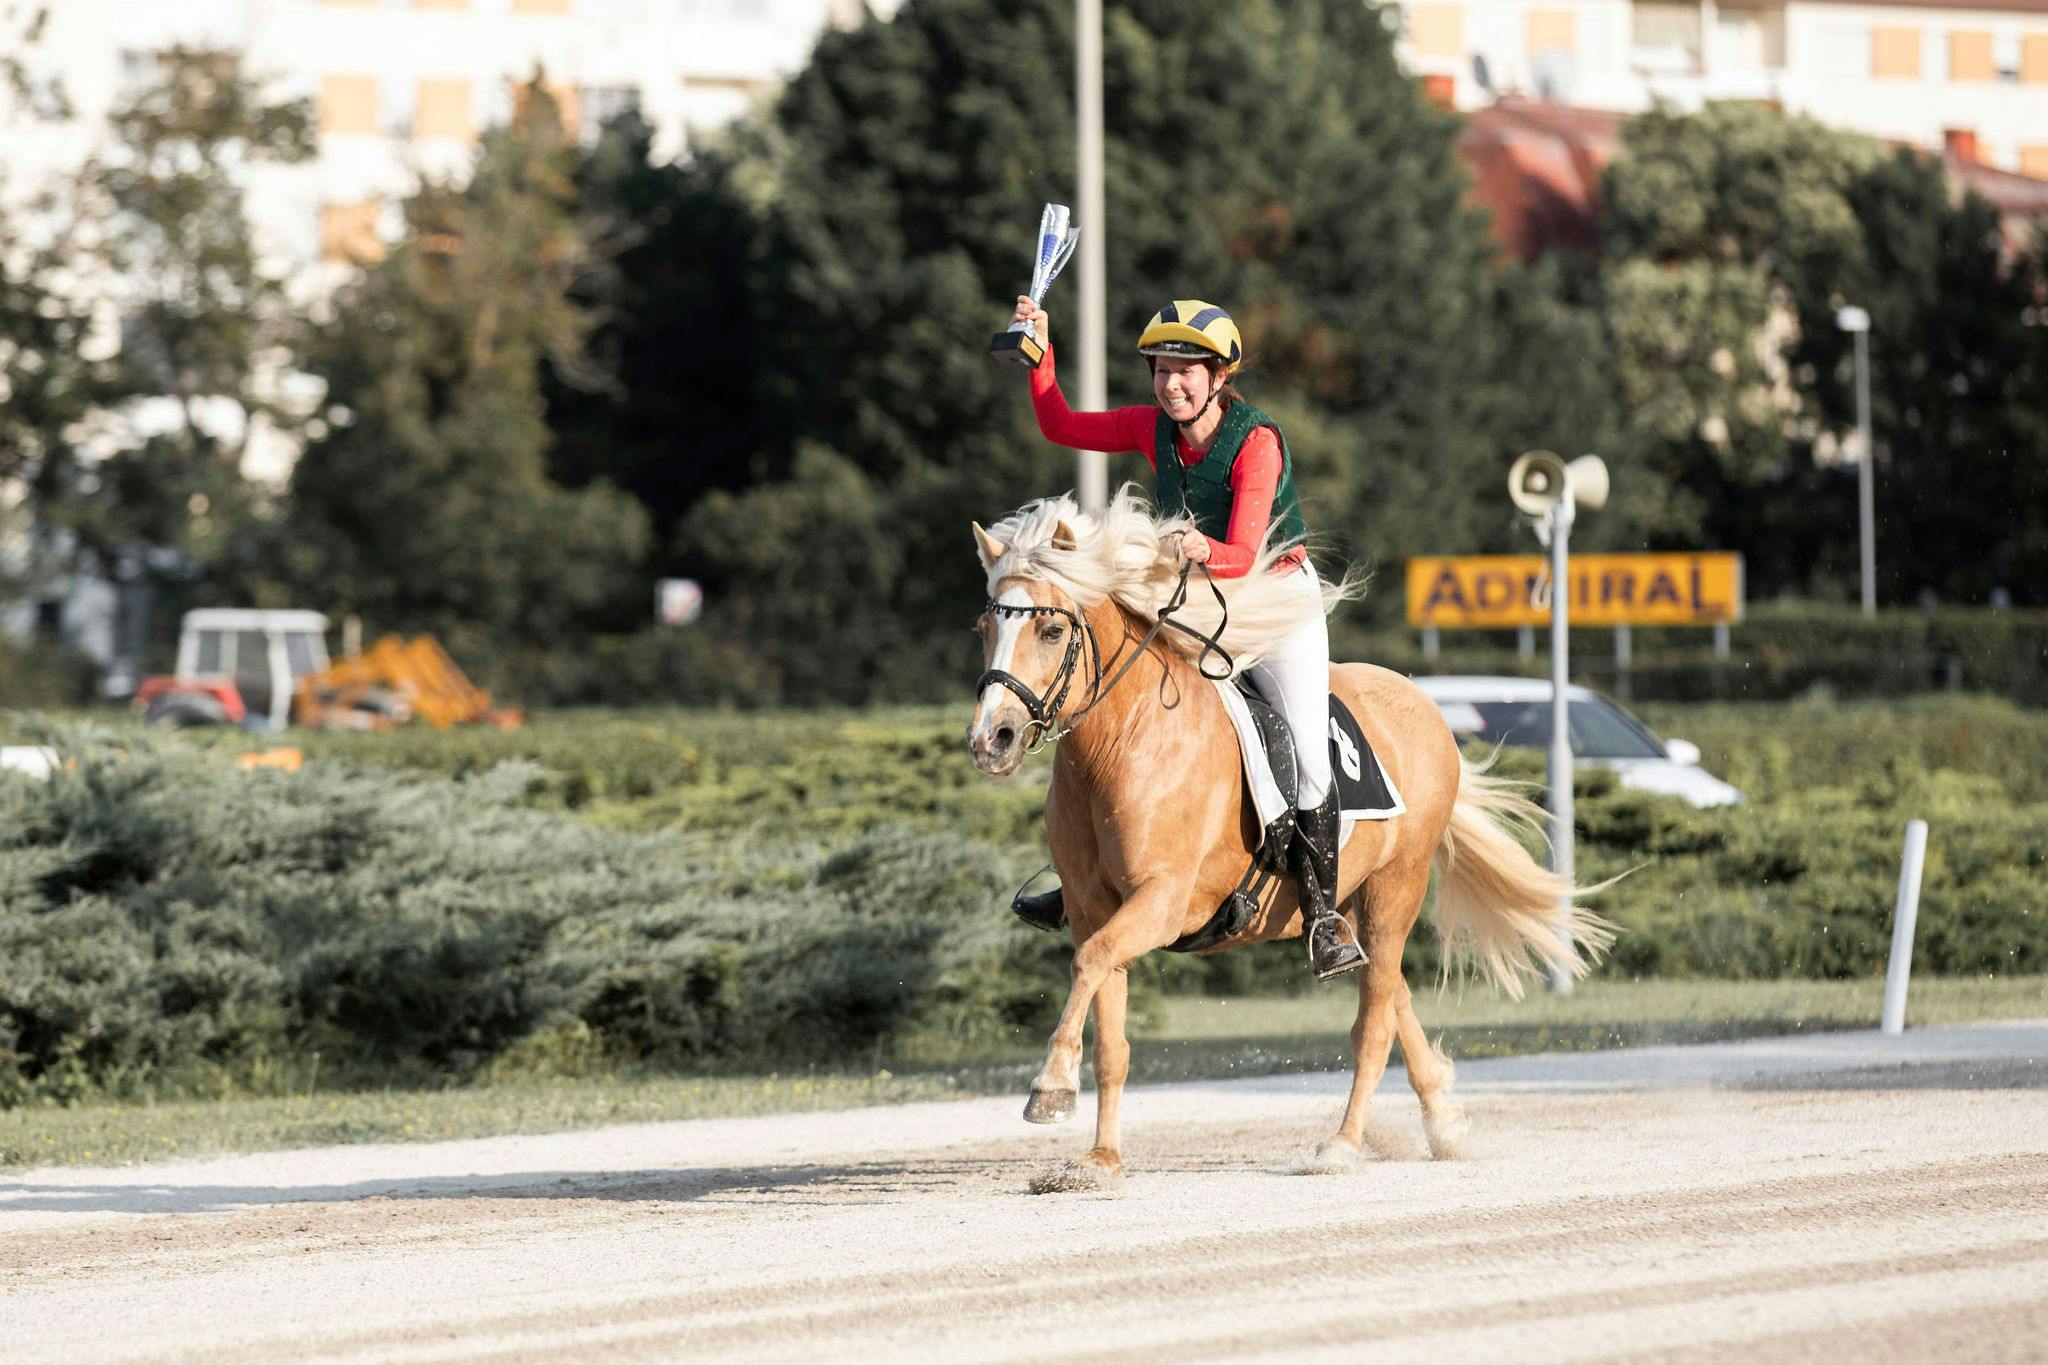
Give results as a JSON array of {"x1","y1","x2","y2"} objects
[
  {"x1": 1303, "y1": 1138, "x2": 1361, "y2": 1175},
  {"x1": 1023, "y1": 1088, "x2": 1078, "y2": 1125},
  {"x1": 1425, "y1": 1103, "x2": 1472, "y2": 1160}
]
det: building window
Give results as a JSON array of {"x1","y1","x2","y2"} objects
[
  {"x1": 1949, "y1": 30, "x2": 1995, "y2": 81},
  {"x1": 1871, "y1": 26, "x2": 1923, "y2": 79},
  {"x1": 321, "y1": 203, "x2": 387, "y2": 264},
  {"x1": 579, "y1": 85, "x2": 641, "y2": 141},
  {"x1": 1631, "y1": 1, "x2": 1702, "y2": 72},
  {"x1": 1408, "y1": 5, "x2": 1464, "y2": 59},
  {"x1": 416, "y1": 78, "x2": 474, "y2": 141},
  {"x1": 1714, "y1": 5, "x2": 1784, "y2": 70},
  {"x1": 319, "y1": 75, "x2": 379, "y2": 135}
]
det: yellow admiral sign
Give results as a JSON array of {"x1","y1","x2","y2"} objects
[{"x1": 1406, "y1": 553, "x2": 1744, "y2": 628}]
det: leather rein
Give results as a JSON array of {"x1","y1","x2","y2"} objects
[{"x1": 975, "y1": 561, "x2": 1236, "y2": 754}]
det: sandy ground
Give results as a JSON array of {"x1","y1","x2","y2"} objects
[{"x1": 2, "y1": 1023, "x2": 2044, "y2": 1364}]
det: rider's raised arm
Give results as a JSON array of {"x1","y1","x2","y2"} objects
[{"x1": 1028, "y1": 343, "x2": 1161, "y2": 464}]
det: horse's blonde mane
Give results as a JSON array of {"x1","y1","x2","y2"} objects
[{"x1": 981, "y1": 485, "x2": 1366, "y2": 675}]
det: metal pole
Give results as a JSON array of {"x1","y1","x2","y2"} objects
[
  {"x1": 1881, "y1": 819, "x2": 1929, "y2": 1034},
  {"x1": 1074, "y1": 0, "x2": 1107, "y2": 513},
  {"x1": 1855, "y1": 326, "x2": 1874, "y2": 616},
  {"x1": 1547, "y1": 498, "x2": 1575, "y2": 995}
]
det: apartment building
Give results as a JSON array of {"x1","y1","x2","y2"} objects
[
  {"x1": 0, "y1": 0, "x2": 879, "y2": 276},
  {"x1": 1395, "y1": 0, "x2": 2048, "y2": 177}
]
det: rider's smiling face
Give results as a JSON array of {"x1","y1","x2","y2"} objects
[{"x1": 1152, "y1": 357, "x2": 1218, "y2": 422}]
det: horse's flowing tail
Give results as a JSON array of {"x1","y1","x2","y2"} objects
[{"x1": 1430, "y1": 754, "x2": 1618, "y2": 1000}]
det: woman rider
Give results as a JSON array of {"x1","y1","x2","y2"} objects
[{"x1": 1004, "y1": 294, "x2": 1364, "y2": 981}]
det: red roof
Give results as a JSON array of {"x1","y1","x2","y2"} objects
[{"x1": 1458, "y1": 97, "x2": 1624, "y2": 261}]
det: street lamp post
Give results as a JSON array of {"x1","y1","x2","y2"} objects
[
  {"x1": 1836, "y1": 305, "x2": 1874, "y2": 616},
  {"x1": 1074, "y1": 0, "x2": 1107, "y2": 513}
]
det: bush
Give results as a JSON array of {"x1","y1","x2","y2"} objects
[{"x1": 0, "y1": 729, "x2": 1059, "y2": 1104}]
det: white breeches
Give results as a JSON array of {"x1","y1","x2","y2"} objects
[{"x1": 1243, "y1": 563, "x2": 1332, "y2": 810}]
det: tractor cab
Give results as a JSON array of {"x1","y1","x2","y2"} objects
[{"x1": 136, "y1": 609, "x2": 332, "y2": 730}]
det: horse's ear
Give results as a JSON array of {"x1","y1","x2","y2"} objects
[
  {"x1": 1051, "y1": 519, "x2": 1079, "y2": 552},
  {"x1": 972, "y1": 521, "x2": 1007, "y2": 570}
]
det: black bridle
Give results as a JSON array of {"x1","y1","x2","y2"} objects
[{"x1": 974, "y1": 562, "x2": 1237, "y2": 754}]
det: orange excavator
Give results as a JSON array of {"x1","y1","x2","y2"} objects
[{"x1": 293, "y1": 633, "x2": 522, "y2": 731}]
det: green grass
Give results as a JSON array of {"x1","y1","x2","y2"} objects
[{"x1": 7, "y1": 975, "x2": 2041, "y2": 1172}]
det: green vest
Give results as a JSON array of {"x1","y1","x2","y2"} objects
[{"x1": 1153, "y1": 400, "x2": 1309, "y2": 552}]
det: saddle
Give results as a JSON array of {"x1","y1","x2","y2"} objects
[{"x1": 1161, "y1": 681, "x2": 1405, "y2": 954}]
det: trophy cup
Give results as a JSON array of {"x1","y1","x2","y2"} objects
[{"x1": 989, "y1": 203, "x2": 1080, "y2": 369}]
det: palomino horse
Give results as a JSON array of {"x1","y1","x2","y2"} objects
[{"x1": 966, "y1": 490, "x2": 1613, "y2": 1182}]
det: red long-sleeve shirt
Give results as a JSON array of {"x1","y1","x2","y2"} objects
[{"x1": 1028, "y1": 344, "x2": 1305, "y2": 578}]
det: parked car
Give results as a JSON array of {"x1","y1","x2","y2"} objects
[{"x1": 1410, "y1": 675, "x2": 1744, "y2": 808}]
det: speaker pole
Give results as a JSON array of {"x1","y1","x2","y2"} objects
[{"x1": 1545, "y1": 493, "x2": 1575, "y2": 996}]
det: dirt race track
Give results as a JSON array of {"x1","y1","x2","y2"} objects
[{"x1": 4, "y1": 1024, "x2": 2045, "y2": 1364}]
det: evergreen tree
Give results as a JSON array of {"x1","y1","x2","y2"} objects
[{"x1": 285, "y1": 84, "x2": 649, "y2": 670}]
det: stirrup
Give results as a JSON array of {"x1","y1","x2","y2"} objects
[
  {"x1": 1308, "y1": 914, "x2": 1366, "y2": 980},
  {"x1": 1009, "y1": 865, "x2": 1068, "y2": 933}
]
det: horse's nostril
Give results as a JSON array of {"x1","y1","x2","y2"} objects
[{"x1": 995, "y1": 726, "x2": 1017, "y2": 751}]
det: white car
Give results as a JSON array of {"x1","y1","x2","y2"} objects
[{"x1": 1411, "y1": 675, "x2": 1744, "y2": 808}]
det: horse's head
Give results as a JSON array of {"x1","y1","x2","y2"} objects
[{"x1": 966, "y1": 519, "x2": 1091, "y2": 777}]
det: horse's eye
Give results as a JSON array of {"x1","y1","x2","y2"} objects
[{"x1": 1039, "y1": 623, "x2": 1064, "y2": 643}]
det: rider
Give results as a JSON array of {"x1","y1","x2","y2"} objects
[{"x1": 1003, "y1": 294, "x2": 1364, "y2": 981}]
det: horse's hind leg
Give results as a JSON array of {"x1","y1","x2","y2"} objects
[
  {"x1": 1310, "y1": 865, "x2": 1429, "y2": 1173},
  {"x1": 1394, "y1": 986, "x2": 1470, "y2": 1159}
]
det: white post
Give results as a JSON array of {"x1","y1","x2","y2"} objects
[
  {"x1": 1074, "y1": 0, "x2": 1107, "y2": 514},
  {"x1": 1421, "y1": 625, "x2": 1440, "y2": 661},
  {"x1": 1881, "y1": 819, "x2": 1929, "y2": 1035},
  {"x1": 1546, "y1": 498, "x2": 1575, "y2": 995},
  {"x1": 1837, "y1": 305, "x2": 1874, "y2": 616}
]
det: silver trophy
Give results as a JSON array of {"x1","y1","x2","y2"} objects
[{"x1": 989, "y1": 202, "x2": 1080, "y2": 368}]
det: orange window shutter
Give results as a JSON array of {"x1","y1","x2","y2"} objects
[
  {"x1": 1871, "y1": 27, "x2": 1922, "y2": 79},
  {"x1": 1948, "y1": 31, "x2": 1994, "y2": 81},
  {"x1": 319, "y1": 75, "x2": 377, "y2": 135},
  {"x1": 1527, "y1": 9, "x2": 1577, "y2": 55},
  {"x1": 2023, "y1": 35, "x2": 2048, "y2": 84},
  {"x1": 416, "y1": 79, "x2": 475, "y2": 141},
  {"x1": 1410, "y1": 5, "x2": 1465, "y2": 58},
  {"x1": 512, "y1": 0, "x2": 570, "y2": 12},
  {"x1": 2021, "y1": 146, "x2": 2048, "y2": 179}
]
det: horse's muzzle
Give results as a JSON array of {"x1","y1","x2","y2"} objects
[{"x1": 967, "y1": 701, "x2": 1027, "y2": 776}]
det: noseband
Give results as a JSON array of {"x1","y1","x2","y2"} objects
[{"x1": 974, "y1": 564, "x2": 1237, "y2": 754}]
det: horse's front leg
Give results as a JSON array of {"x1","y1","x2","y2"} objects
[{"x1": 1024, "y1": 882, "x2": 1182, "y2": 1126}]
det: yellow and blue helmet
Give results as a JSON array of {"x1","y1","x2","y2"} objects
[{"x1": 1136, "y1": 300, "x2": 1243, "y2": 376}]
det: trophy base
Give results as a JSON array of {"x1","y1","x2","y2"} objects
[{"x1": 988, "y1": 330, "x2": 1045, "y2": 369}]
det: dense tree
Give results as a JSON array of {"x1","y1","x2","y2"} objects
[{"x1": 285, "y1": 85, "x2": 649, "y2": 668}]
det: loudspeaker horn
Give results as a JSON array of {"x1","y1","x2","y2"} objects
[
  {"x1": 1565, "y1": 454, "x2": 1609, "y2": 511},
  {"x1": 1508, "y1": 450, "x2": 1609, "y2": 516},
  {"x1": 1508, "y1": 449, "x2": 1568, "y2": 517}
]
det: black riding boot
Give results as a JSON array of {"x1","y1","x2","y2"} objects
[
  {"x1": 1012, "y1": 885, "x2": 1069, "y2": 933},
  {"x1": 1292, "y1": 789, "x2": 1365, "y2": 980}
]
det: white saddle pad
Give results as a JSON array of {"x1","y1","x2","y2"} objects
[{"x1": 1211, "y1": 678, "x2": 1406, "y2": 850}]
